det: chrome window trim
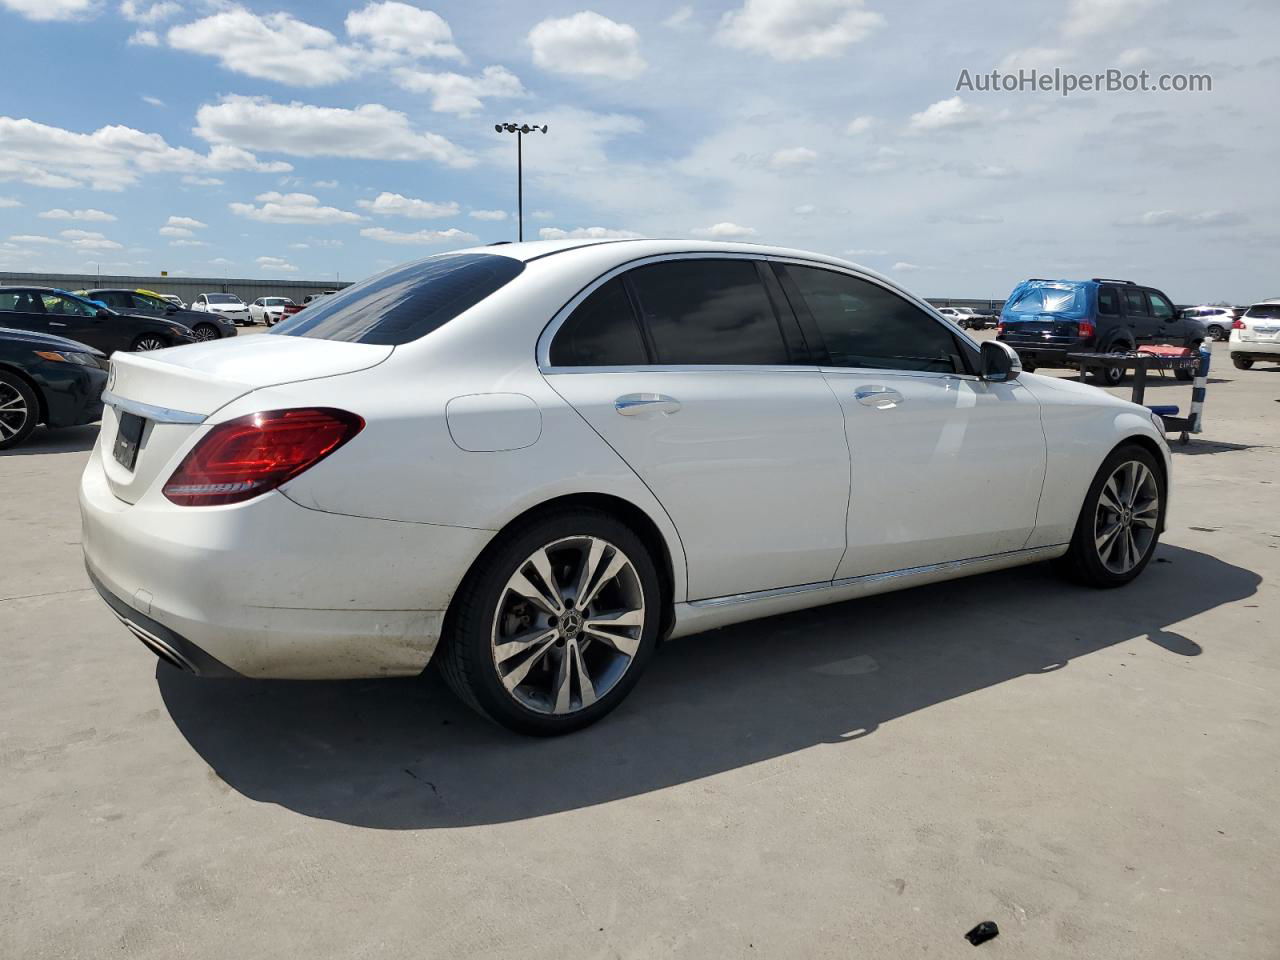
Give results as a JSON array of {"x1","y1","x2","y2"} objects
[
  {"x1": 101, "y1": 390, "x2": 206, "y2": 425},
  {"x1": 536, "y1": 249, "x2": 984, "y2": 378}
]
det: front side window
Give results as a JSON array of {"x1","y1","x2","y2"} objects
[
  {"x1": 1147, "y1": 291, "x2": 1174, "y2": 319},
  {"x1": 550, "y1": 276, "x2": 647, "y2": 366},
  {"x1": 41, "y1": 294, "x2": 97, "y2": 317},
  {"x1": 626, "y1": 259, "x2": 790, "y2": 365},
  {"x1": 273, "y1": 253, "x2": 525, "y2": 346},
  {"x1": 783, "y1": 265, "x2": 964, "y2": 374},
  {"x1": 1123, "y1": 288, "x2": 1150, "y2": 315}
]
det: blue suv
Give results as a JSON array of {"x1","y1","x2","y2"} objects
[{"x1": 997, "y1": 278, "x2": 1204, "y2": 385}]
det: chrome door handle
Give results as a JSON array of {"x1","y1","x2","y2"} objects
[
  {"x1": 615, "y1": 393, "x2": 681, "y2": 416},
  {"x1": 854, "y1": 385, "x2": 904, "y2": 408},
  {"x1": 48, "y1": 321, "x2": 68, "y2": 327}
]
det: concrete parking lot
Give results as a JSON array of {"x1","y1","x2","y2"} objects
[{"x1": 2, "y1": 339, "x2": 1277, "y2": 959}]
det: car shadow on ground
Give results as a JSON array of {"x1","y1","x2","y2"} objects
[
  {"x1": 159, "y1": 543, "x2": 1258, "y2": 830},
  {"x1": 1172, "y1": 439, "x2": 1265, "y2": 456},
  {"x1": 0, "y1": 424, "x2": 99, "y2": 457}
]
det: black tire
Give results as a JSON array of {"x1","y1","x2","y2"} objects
[
  {"x1": 0, "y1": 370, "x2": 39, "y2": 450},
  {"x1": 438, "y1": 508, "x2": 662, "y2": 736},
  {"x1": 1207, "y1": 325, "x2": 1226, "y2": 341},
  {"x1": 1232, "y1": 355, "x2": 1253, "y2": 370},
  {"x1": 192, "y1": 323, "x2": 219, "y2": 342},
  {"x1": 1021, "y1": 360, "x2": 1037, "y2": 373},
  {"x1": 1096, "y1": 363, "x2": 1125, "y2": 386},
  {"x1": 1054, "y1": 443, "x2": 1164, "y2": 588},
  {"x1": 132, "y1": 335, "x2": 168, "y2": 352}
]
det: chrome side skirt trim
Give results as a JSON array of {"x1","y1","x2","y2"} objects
[
  {"x1": 670, "y1": 544, "x2": 1069, "y2": 639},
  {"x1": 102, "y1": 390, "x2": 206, "y2": 424}
]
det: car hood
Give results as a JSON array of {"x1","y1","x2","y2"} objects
[{"x1": 0, "y1": 325, "x2": 107, "y2": 354}]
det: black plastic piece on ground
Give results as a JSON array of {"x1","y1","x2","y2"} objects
[{"x1": 965, "y1": 921, "x2": 1000, "y2": 946}]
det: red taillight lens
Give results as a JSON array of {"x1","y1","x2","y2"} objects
[
  {"x1": 1078, "y1": 320, "x2": 1096, "y2": 339},
  {"x1": 1232, "y1": 318, "x2": 1245, "y2": 330},
  {"x1": 163, "y1": 408, "x2": 364, "y2": 506},
  {"x1": 996, "y1": 322, "x2": 1005, "y2": 335}
]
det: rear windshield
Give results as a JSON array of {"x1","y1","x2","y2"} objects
[
  {"x1": 207, "y1": 294, "x2": 241, "y2": 304},
  {"x1": 271, "y1": 254, "x2": 525, "y2": 345},
  {"x1": 1244, "y1": 304, "x2": 1280, "y2": 319},
  {"x1": 1004, "y1": 281, "x2": 1089, "y2": 319}
]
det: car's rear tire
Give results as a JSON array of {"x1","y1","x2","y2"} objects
[
  {"x1": 438, "y1": 508, "x2": 662, "y2": 736},
  {"x1": 1232, "y1": 355, "x2": 1253, "y2": 370},
  {"x1": 0, "y1": 370, "x2": 39, "y2": 450},
  {"x1": 1054, "y1": 443, "x2": 1164, "y2": 588},
  {"x1": 132, "y1": 335, "x2": 167, "y2": 352},
  {"x1": 192, "y1": 323, "x2": 219, "y2": 342}
]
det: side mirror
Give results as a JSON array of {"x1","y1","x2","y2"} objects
[
  {"x1": 165, "y1": 305, "x2": 177, "y2": 314},
  {"x1": 980, "y1": 340, "x2": 1022, "y2": 382},
  {"x1": 95, "y1": 308, "x2": 111, "y2": 319}
]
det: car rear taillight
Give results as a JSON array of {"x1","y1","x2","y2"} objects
[
  {"x1": 1078, "y1": 320, "x2": 1096, "y2": 339},
  {"x1": 163, "y1": 408, "x2": 364, "y2": 506},
  {"x1": 996, "y1": 322, "x2": 1005, "y2": 335},
  {"x1": 1232, "y1": 318, "x2": 1246, "y2": 330}
]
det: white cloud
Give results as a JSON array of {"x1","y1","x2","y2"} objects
[
  {"x1": 231, "y1": 191, "x2": 364, "y2": 225},
  {"x1": 120, "y1": 1, "x2": 179, "y2": 23},
  {"x1": 690, "y1": 222, "x2": 757, "y2": 239},
  {"x1": 312, "y1": 179, "x2": 338, "y2": 188},
  {"x1": 663, "y1": 6, "x2": 693, "y2": 29},
  {"x1": 393, "y1": 65, "x2": 525, "y2": 115},
  {"x1": 8, "y1": 234, "x2": 61, "y2": 244},
  {"x1": 1063, "y1": 0, "x2": 1160, "y2": 38},
  {"x1": 892, "y1": 261, "x2": 924, "y2": 272},
  {"x1": 846, "y1": 116, "x2": 874, "y2": 135},
  {"x1": 344, "y1": 1, "x2": 462, "y2": 59},
  {"x1": 0, "y1": 0, "x2": 98, "y2": 22},
  {"x1": 141, "y1": 95, "x2": 165, "y2": 107},
  {"x1": 128, "y1": 30, "x2": 159, "y2": 46},
  {"x1": 357, "y1": 192, "x2": 459, "y2": 219},
  {"x1": 182, "y1": 174, "x2": 223, "y2": 186},
  {"x1": 168, "y1": 9, "x2": 361, "y2": 87},
  {"x1": 470, "y1": 209, "x2": 507, "y2": 221},
  {"x1": 38, "y1": 208, "x2": 116, "y2": 221},
  {"x1": 169, "y1": 239, "x2": 206, "y2": 247},
  {"x1": 538, "y1": 226, "x2": 644, "y2": 240},
  {"x1": 717, "y1": 0, "x2": 884, "y2": 62},
  {"x1": 845, "y1": 248, "x2": 887, "y2": 256},
  {"x1": 998, "y1": 46, "x2": 1070, "y2": 72},
  {"x1": 360, "y1": 226, "x2": 478, "y2": 245},
  {"x1": 1115, "y1": 209, "x2": 1244, "y2": 229},
  {"x1": 908, "y1": 96, "x2": 979, "y2": 131},
  {"x1": 194, "y1": 96, "x2": 473, "y2": 168},
  {"x1": 0, "y1": 115, "x2": 290, "y2": 191},
  {"x1": 794, "y1": 204, "x2": 816, "y2": 215},
  {"x1": 770, "y1": 146, "x2": 818, "y2": 168},
  {"x1": 166, "y1": 215, "x2": 206, "y2": 229},
  {"x1": 159, "y1": 225, "x2": 193, "y2": 237},
  {"x1": 256, "y1": 255, "x2": 299, "y2": 273},
  {"x1": 61, "y1": 229, "x2": 122, "y2": 250},
  {"x1": 528, "y1": 12, "x2": 646, "y2": 80},
  {"x1": 0, "y1": 197, "x2": 21, "y2": 208}
]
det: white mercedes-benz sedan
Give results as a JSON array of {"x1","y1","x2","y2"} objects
[{"x1": 81, "y1": 239, "x2": 1172, "y2": 735}]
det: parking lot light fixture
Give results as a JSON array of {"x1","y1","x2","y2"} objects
[{"x1": 494, "y1": 122, "x2": 549, "y2": 242}]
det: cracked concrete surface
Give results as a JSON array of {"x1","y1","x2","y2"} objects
[{"x1": 2, "y1": 340, "x2": 1278, "y2": 959}]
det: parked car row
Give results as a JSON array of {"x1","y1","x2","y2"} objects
[{"x1": 937, "y1": 306, "x2": 997, "y2": 330}]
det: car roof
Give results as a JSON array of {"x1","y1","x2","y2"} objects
[{"x1": 1250, "y1": 298, "x2": 1280, "y2": 305}]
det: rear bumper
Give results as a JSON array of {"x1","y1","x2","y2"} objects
[
  {"x1": 79, "y1": 441, "x2": 494, "y2": 679},
  {"x1": 1229, "y1": 333, "x2": 1280, "y2": 357},
  {"x1": 999, "y1": 343, "x2": 1076, "y2": 366}
]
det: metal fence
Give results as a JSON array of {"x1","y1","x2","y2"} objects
[{"x1": 0, "y1": 271, "x2": 351, "y2": 305}]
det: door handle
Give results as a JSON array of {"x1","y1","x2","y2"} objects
[
  {"x1": 854, "y1": 385, "x2": 904, "y2": 408},
  {"x1": 48, "y1": 321, "x2": 68, "y2": 328},
  {"x1": 615, "y1": 393, "x2": 681, "y2": 416}
]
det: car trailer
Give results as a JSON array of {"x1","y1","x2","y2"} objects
[{"x1": 1068, "y1": 344, "x2": 1211, "y2": 444}]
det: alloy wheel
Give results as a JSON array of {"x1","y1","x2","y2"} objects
[
  {"x1": 491, "y1": 535, "x2": 646, "y2": 716},
  {"x1": 192, "y1": 325, "x2": 218, "y2": 342},
  {"x1": 0, "y1": 380, "x2": 30, "y2": 441},
  {"x1": 1094, "y1": 460, "x2": 1159, "y2": 574},
  {"x1": 134, "y1": 337, "x2": 166, "y2": 351}
]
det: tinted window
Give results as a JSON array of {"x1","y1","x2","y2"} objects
[
  {"x1": 627, "y1": 259, "x2": 789, "y2": 365},
  {"x1": 273, "y1": 253, "x2": 525, "y2": 346},
  {"x1": 1097, "y1": 286, "x2": 1120, "y2": 315},
  {"x1": 1147, "y1": 291, "x2": 1174, "y2": 319},
  {"x1": 42, "y1": 294, "x2": 97, "y2": 317},
  {"x1": 1123, "y1": 288, "x2": 1149, "y2": 315},
  {"x1": 550, "y1": 277, "x2": 647, "y2": 366},
  {"x1": 207, "y1": 294, "x2": 240, "y2": 304},
  {"x1": 1008, "y1": 282, "x2": 1088, "y2": 315},
  {"x1": 1245, "y1": 303, "x2": 1280, "y2": 319},
  {"x1": 0, "y1": 291, "x2": 42, "y2": 312},
  {"x1": 784, "y1": 265, "x2": 963, "y2": 373}
]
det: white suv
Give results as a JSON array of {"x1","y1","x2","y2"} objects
[
  {"x1": 1181, "y1": 305, "x2": 1235, "y2": 341},
  {"x1": 1229, "y1": 299, "x2": 1280, "y2": 369}
]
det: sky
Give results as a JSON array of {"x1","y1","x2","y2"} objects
[{"x1": 0, "y1": 0, "x2": 1276, "y2": 302}]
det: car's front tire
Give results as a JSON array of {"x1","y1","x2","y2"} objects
[
  {"x1": 1055, "y1": 443, "x2": 1164, "y2": 588},
  {"x1": 1232, "y1": 355, "x2": 1253, "y2": 370},
  {"x1": 439, "y1": 508, "x2": 661, "y2": 736},
  {"x1": 0, "y1": 370, "x2": 39, "y2": 450},
  {"x1": 192, "y1": 323, "x2": 219, "y2": 342},
  {"x1": 1207, "y1": 324, "x2": 1226, "y2": 341},
  {"x1": 132, "y1": 334, "x2": 167, "y2": 352}
]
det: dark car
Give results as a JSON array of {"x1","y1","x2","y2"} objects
[
  {"x1": 997, "y1": 278, "x2": 1205, "y2": 385},
  {"x1": 0, "y1": 287, "x2": 196, "y2": 356},
  {"x1": 0, "y1": 326, "x2": 108, "y2": 450},
  {"x1": 80, "y1": 288, "x2": 236, "y2": 342}
]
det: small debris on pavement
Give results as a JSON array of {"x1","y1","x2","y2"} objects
[{"x1": 965, "y1": 921, "x2": 1000, "y2": 946}]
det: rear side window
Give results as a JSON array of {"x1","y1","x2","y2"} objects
[
  {"x1": 273, "y1": 254, "x2": 525, "y2": 346},
  {"x1": 1147, "y1": 291, "x2": 1174, "y2": 319},
  {"x1": 550, "y1": 277, "x2": 648, "y2": 366},
  {"x1": 627, "y1": 259, "x2": 790, "y2": 365},
  {"x1": 1097, "y1": 286, "x2": 1120, "y2": 315},
  {"x1": 1123, "y1": 288, "x2": 1149, "y2": 315},
  {"x1": 783, "y1": 265, "x2": 964, "y2": 374}
]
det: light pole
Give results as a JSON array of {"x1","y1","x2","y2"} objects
[{"x1": 495, "y1": 122, "x2": 548, "y2": 242}]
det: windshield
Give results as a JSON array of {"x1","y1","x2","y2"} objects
[
  {"x1": 1004, "y1": 281, "x2": 1089, "y2": 319},
  {"x1": 1245, "y1": 303, "x2": 1280, "y2": 319},
  {"x1": 135, "y1": 293, "x2": 169, "y2": 309},
  {"x1": 272, "y1": 253, "x2": 525, "y2": 345},
  {"x1": 207, "y1": 294, "x2": 241, "y2": 304},
  {"x1": 264, "y1": 298, "x2": 291, "y2": 306}
]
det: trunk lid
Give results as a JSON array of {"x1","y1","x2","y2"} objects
[{"x1": 100, "y1": 336, "x2": 391, "y2": 504}]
